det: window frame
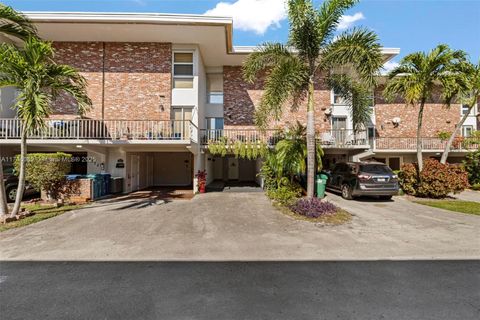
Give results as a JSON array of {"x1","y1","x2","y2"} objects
[
  {"x1": 462, "y1": 125, "x2": 474, "y2": 137},
  {"x1": 172, "y1": 51, "x2": 194, "y2": 89}
]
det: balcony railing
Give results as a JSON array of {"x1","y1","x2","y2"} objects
[
  {"x1": 0, "y1": 119, "x2": 193, "y2": 141},
  {"x1": 201, "y1": 129, "x2": 370, "y2": 148},
  {"x1": 374, "y1": 137, "x2": 478, "y2": 151},
  {"x1": 201, "y1": 129, "x2": 282, "y2": 146}
]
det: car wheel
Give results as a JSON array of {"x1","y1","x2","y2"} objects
[
  {"x1": 6, "y1": 187, "x2": 17, "y2": 202},
  {"x1": 341, "y1": 184, "x2": 353, "y2": 200},
  {"x1": 379, "y1": 195, "x2": 392, "y2": 200}
]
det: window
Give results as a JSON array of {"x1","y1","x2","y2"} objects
[
  {"x1": 332, "y1": 116, "x2": 347, "y2": 130},
  {"x1": 173, "y1": 52, "x2": 194, "y2": 89},
  {"x1": 172, "y1": 106, "x2": 193, "y2": 138},
  {"x1": 461, "y1": 104, "x2": 471, "y2": 116},
  {"x1": 207, "y1": 74, "x2": 223, "y2": 104},
  {"x1": 462, "y1": 125, "x2": 473, "y2": 137},
  {"x1": 206, "y1": 118, "x2": 224, "y2": 130},
  {"x1": 332, "y1": 90, "x2": 348, "y2": 105}
]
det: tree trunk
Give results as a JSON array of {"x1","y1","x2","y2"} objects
[
  {"x1": 440, "y1": 103, "x2": 473, "y2": 164},
  {"x1": 10, "y1": 126, "x2": 27, "y2": 217},
  {"x1": 0, "y1": 149, "x2": 9, "y2": 218},
  {"x1": 306, "y1": 79, "x2": 316, "y2": 198},
  {"x1": 416, "y1": 100, "x2": 426, "y2": 172}
]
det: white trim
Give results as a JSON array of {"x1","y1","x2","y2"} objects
[{"x1": 25, "y1": 11, "x2": 233, "y2": 25}]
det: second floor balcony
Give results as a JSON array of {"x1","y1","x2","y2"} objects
[
  {"x1": 0, "y1": 118, "x2": 196, "y2": 144},
  {"x1": 200, "y1": 128, "x2": 371, "y2": 149}
]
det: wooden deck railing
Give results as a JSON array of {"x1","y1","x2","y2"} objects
[{"x1": 0, "y1": 119, "x2": 194, "y2": 141}]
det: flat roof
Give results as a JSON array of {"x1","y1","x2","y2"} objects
[{"x1": 23, "y1": 11, "x2": 400, "y2": 66}]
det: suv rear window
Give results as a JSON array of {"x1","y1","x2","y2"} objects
[{"x1": 360, "y1": 164, "x2": 392, "y2": 174}]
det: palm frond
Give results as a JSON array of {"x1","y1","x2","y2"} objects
[
  {"x1": 254, "y1": 55, "x2": 309, "y2": 128},
  {"x1": 316, "y1": 0, "x2": 358, "y2": 45},
  {"x1": 328, "y1": 74, "x2": 372, "y2": 130},
  {"x1": 384, "y1": 44, "x2": 469, "y2": 106},
  {"x1": 287, "y1": 0, "x2": 322, "y2": 61},
  {"x1": 322, "y1": 27, "x2": 382, "y2": 86},
  {"x1": 0, "y1": 37, "x2": 92, "y2": 130},
  {"x1": 0, "y1": 4, "x2": 37, "y2": 40},
  {"x1": 242, "y1": 43, "x2": 293, "y2": 83}
]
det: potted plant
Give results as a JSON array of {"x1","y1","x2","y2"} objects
[{"x1": 195, "y1": 170, "x2": 207, "y2": 193}]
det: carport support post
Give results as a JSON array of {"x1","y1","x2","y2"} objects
[{"x1": 192, "y1": 152, "x2": 205, "y2": 194}]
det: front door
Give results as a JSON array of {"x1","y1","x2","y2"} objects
[
  {"x1": 228, "y1": 158, "x2": 239, "y2": 180},
  {"x1": 173, "y1": 107, "x2": 193, "y2": 139}
]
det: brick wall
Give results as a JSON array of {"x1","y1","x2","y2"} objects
[
  {"x1": 53, "y1": 42, "x2": 104, "y2": 118},
  {"x1": 223, "y1": 66, "x2": 331, "y2": 131},
  {"x1": 52, "y1": 42, "x2": 172, "y2": 120},
  {"x1": 374, "y1": 87, "x2": 461, "y2": 137}
]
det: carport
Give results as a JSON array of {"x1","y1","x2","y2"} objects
[{"x1": 126, "y1": 151, "x2": 193, "y2": 192}]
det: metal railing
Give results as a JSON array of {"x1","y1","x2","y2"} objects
[
  {"x1": 201, "y1": 129, "x2": 370, "y2": 148},
  {"x1": 201, "y1": 129, "x2": 282, "y2": 146},
  {"x1": 0, "y1": 119, "x2": 194, "y2": 141},
  {"x1": 374, "y1": 137, "x2": 478, "y2": 151}
]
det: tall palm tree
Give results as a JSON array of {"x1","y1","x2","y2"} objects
[
  {"x1": 0, "y1": 3, "x2": 37, "y2": 40},
  {"x1": 0, "y1": 4, "x2": 38, "y2": 218},
  {"x1": 440, "y1": 60, "x2": 480, "y2": 163},
  {"x1": 383, "y1": 44, "x2": 467, "y2": 171},
  {"x1": 0, "y1": 37, "x2": 92, "y2": 216},
  {"x1": 243, "y1": 0, "x2": 382, "y2": 197}
]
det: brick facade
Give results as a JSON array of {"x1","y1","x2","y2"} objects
[
  {"x1": 374, "y1": 87, "x2": 461, "y2": 137},
  {"x1": 223, "y1": 66, "x2": 331, "y2": 132},
  {"x1": 52, "y1": 42, "x2": 172, "y2": 120},
  {"x1": 53, "y1": 42, "x2": 104, "y2": 118}
]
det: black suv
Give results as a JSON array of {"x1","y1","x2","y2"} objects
[
  {"x1": 2, "y1": 164, "x2": 37, "y2": 202},
  {"x1": 326, "y1": 161, "x2": 399, "y2": 200}
]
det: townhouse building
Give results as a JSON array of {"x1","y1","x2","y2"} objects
[{"x1": 0, "y1": 12, "x2": 478, "y2": 193}]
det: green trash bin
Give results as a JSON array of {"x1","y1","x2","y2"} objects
[{"x1": 316, "y1": 174, "x2": 328, "y2": 198}]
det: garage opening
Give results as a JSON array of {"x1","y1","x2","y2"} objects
[
  {"x1": 207, "y1": 156, "x2": 261, "y2": 191},
  {"x1": 127, "y1": 152, "x2": 193, "y2": 192}
]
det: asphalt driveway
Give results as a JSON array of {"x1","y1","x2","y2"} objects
[{"x1": 0, "y1": 191, "x2": 479, "y2": 260}]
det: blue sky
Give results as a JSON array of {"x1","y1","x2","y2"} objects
[{"x1": 3, "y1": 0, "x2": 480, "y2": 68}]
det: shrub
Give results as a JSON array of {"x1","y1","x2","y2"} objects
[
  {"x1": 14, "y1": 152, "x2": 73, "y2": 200},
  {"x1": 463, "y1": 150, "x2": 480, "y2": 185},
  {"x1": 398, "y1": 163, "x2": 417, "y2": 195},
  {"x1": 266, "y1": 178, "x2": 302, "y2": 205},
  {"x1": 258, "y1": 161, "x2": 278, "y2": 191},
  {"x1": 398, "y1": 159, "x2": 469, "y2": 198},
  {"x1": 471, "y1": 183, "x2": 480, "y2": 191},
  {"x1": 290, "y1": 198, "x2": 338, "y2": 218}
]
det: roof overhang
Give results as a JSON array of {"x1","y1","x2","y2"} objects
[{"x1": 25, "y1": 12, "x2": 400, "y2": 67}]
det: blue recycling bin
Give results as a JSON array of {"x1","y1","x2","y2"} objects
[{"x1": 86, "y1": 174, "x2": 103, "y2": 199}]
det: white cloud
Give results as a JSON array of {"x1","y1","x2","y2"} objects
[
  {"x1": 382, "y1": 61, "x2": 399, "y2": 75},
  {"x1": 204, "y1": 0, "x2": 287, "y2": 35},
  {"x1": 337, "y1": 12, "x2": 365, "y2": 30}
]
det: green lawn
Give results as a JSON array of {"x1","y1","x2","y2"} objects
[
  {"x1": 0, "y1": 204, "x2": 83, "y2": 232},
  {"x1": 414, "y1": 200, "x2": 480, "y2": 216}
]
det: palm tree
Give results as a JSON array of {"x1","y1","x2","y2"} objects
[
  {"x1": 0, "y1": 4, "x2": 38, "y2": 218},
  {"x1": 0, "y1": 37, "x2": 92, "y2": 217},
  {"x1": 275, "y1": 121, "x2": 324, "y2": 182},
  {"x1": 383, "y1": 44, "x2": 468, "y2": 171},
  {"x1": 0, "y1": 3, "x2": 37, "y2": 40},
  {"x1": 243, "y1": 0, "x2": 382, "y2": 197},
  {"x1": 440, "y1": 61, "x2": 480, "y2": 163}
]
